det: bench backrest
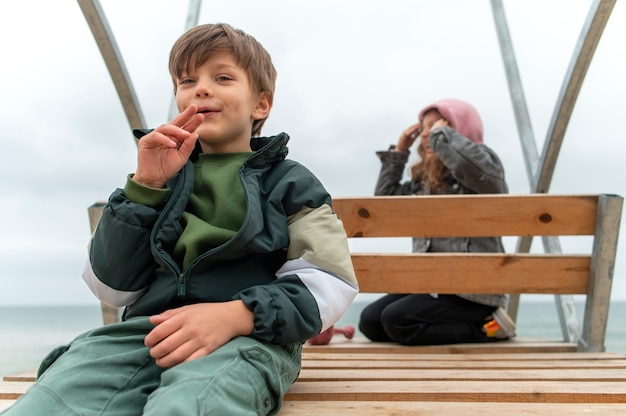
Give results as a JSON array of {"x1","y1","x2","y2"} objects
[{"x1": 331, "y1": 193, "x2": 623, "y2": 352}]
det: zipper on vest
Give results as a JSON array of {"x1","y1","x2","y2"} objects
[{"x1": 177, "y1": 273, "x2": 186, "y2": 297}]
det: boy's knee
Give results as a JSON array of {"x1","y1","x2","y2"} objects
[{"x1": 144, "y1": 352, "x2": 278, "y2": 415}]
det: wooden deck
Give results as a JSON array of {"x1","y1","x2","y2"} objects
[
  {"x1": 279, "y1": 338, "x2": 626, "y2": 415},
  {"x1": 3, "y1": 338, "x2": 626, "y2": 414}
]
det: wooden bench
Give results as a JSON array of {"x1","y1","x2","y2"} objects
[
  {"x1": 333, "y1": 193, "x2": 622, "y2": 351},
  {"x1": 282, "y1": 193, "x2": 625, "y2": 413},
  {"x1": 1, "y1": 193, "x2": 624, "y2": 414}
]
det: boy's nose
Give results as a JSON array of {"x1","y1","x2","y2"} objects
[{"x1": 195, "y1": 82, "x2": 214, "y2": 97}]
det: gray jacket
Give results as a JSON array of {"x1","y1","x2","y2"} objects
[{"x1": 375, "y1": 126, "x2": 508, "y2": 307}]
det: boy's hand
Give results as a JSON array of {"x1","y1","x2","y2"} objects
[
  {"x1": 132, "y1": 105, "x2": 204, "y2": 188},
  {"x1": 395, "y1": 122, "x2": 422, "y2": 152},
  {"x1": 144, "y1": 301, "x2": 255, "y2": 368}
]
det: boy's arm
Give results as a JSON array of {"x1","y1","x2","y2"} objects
[
  {"x1": 237, "y1": 168, "x2": 359, "y2": 344},
  {"x1": 82, "y1": 186, "x2": 165, "y2": 307}
]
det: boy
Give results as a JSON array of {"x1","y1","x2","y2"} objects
[{"x1": 3, "y1": 23, "x2": 358, "y2": 415}]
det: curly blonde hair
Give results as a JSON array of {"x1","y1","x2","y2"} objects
[{"x1": 410, "y1": 144, "x2": 450, "y2": 192}]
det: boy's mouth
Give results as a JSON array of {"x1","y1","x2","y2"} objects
[{"x1": 197, "y1": 107, "x2": 217, "y2": 115}]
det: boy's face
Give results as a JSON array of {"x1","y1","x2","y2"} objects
[{"x1": 175, "y1": 52, "x2": 271, "y2": 153}]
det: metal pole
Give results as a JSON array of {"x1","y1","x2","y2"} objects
[
  {"x1": 77, "y1": 0, "x2": 146, "y2": 137},
  {"x1": 490, "y1": 0, "x2": 539, "y2": 186},
  {"x1": 533, "y1": 0, "x2": 616, "y2": 193},
  {"x1": 579, "y1": 194, "x2": 623, "y2": 352}
]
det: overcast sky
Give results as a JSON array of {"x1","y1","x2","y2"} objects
[{"x1": 0, "y1": 0, "x2": 624, "y2": 307}]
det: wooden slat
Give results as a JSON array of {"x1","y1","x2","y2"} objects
[
  {"x1": 332, "y1": 194, "x2": 598, "y2": 238},
  {"x1": 296, "y1": 368, "x2": 626, "y2": 381},
  {"x1": 301, "y1": 359, "x2": 626, "y2": 370},
  {"x1": 302, "y1": 351, "x2": 626, "y2": 361},
  {"x1": 280, "y1": 401, "x2": 626, "y2": 416},
  {"x1": 285, "y1": 380, "x2": 626, "y2": 403},
  {"x1": 5, "y1": 399, "x2": 625, "y2": 415},
  {"x1": 303, "y1": 338, "x2": 578, "y2": 354},
  {"x1": 351, "y1": 253, "x2": 590, "y2": 294},
  {"x1": 2, "y1": 370, "x2": 36, "y2": 382},
  {"x1": 302, "y1": 359, "x2": 626, "y2": 373},
  {"x1": 0, "y1": 381, "x2": 32, "y2": 400}
]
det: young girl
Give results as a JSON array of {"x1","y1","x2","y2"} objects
[{"x1": 358, "y1": 98, "x2": 516, "y2": 345}]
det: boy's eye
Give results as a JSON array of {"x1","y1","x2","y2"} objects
[
  {"x1": 216, "y1": 75, "x2": 233, "y2": 82},
  {"x1": 179, "y1": 78, "x2": 195, "y2": 85}
]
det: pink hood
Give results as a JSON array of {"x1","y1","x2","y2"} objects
[{"x1": 418, "y1": 98, "x2": 484, "y2": 145}]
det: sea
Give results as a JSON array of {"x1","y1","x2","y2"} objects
[{"x1": 2, "y1": 299, "x2": 626, "y2": 377}]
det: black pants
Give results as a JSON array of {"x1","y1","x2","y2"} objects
[{"x1": 358, "y1": 294, "x2": 498, "y2": 345}]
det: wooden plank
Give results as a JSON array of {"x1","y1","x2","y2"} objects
[
  {"x1": 302, "y1": 352, "x2": 626, "y2": 361},
  {"x1": 301, "y1": 359, "x2": 626, "y2": 370},
  {"x1": 280, "y1": 401, "x2": 626, "y2": 416},
  {"x1": 303, "y1": 338, "x2": 578, "y2": 354},
  {"x1": 2, "y1": 370, "x2": 36, "y2": 382},
  {"x1": 296, "y1": 368, "x2": 626, "y2": 381},
  {"x1": 0, "y1": 381, "x2": 33, "y2": 400},
  {"x1": 285, "y1": 380, "x2": 626, "y2": 403},
  {"x1": 4, "y1": 399, "x2": 625, "y2": 415},
  {"x1": 332, "y1": 195, "x2": 598, "y2": 238},
  {"x1": 351, "y1": 253, "x2": 590, "y2": 294}
]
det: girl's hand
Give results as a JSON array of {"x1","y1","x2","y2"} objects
[
  {"x1": 395, "y1": 122, "x2": 422, "y2": 152},
  {"x1": 432, "y1": 118, "x2": 449, "y2": 130}
]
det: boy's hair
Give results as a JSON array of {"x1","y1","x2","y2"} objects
[{"x1": 169, "y1": 23, "x2": 277, "y2": 137}]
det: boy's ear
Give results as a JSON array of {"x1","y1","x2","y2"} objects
[{"x1": 252, "y1": 91, "x2": 272, "y2": 120}]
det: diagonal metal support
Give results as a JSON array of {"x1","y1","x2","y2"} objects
[
  {"x1": 77, "y1": 0, "x2": 146, "y2": 135},
  {"x1": 490, "y1": 0, "x2": 539, "y2": 186},
  {"x1": 534, "y1": 0, "x2": 617, "y2": 194},
  {"x1": 490, "y1": 0, "x2": 616, "y2": 342}
]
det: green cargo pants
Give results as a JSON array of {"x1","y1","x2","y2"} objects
[{"x1": 1, "y1": 317, "x2": 302, "y2": 415}]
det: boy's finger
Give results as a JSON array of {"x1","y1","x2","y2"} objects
[
  {"x1": 182, "y1": 113, "x2": 204, "y2": 133},
  {"x1": 169, "y1": 104, "x2": 198, "y2": 127},
  {"x1": 153, "y1": 124, "x2": 192, "y2": 143},
  {"x1": 178, "y1": 132, "x2": 199, "y2": 155}
]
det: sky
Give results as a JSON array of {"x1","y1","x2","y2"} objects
[{"x1": 0, "y1": 0, "x2": 624, "y2": 306}]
